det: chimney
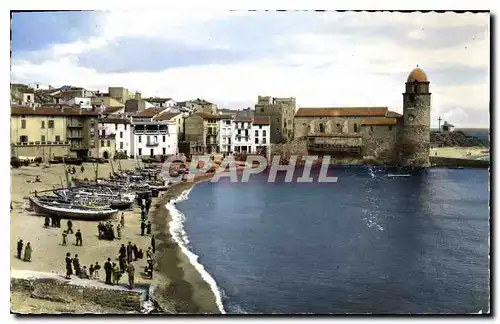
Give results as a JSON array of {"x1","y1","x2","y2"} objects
[{"x1": 135, "y1": 92, "x2": 142, "y2": 100}]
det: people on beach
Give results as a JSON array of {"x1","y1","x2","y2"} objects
[
  {"x1": 89, "y1": 264, "x2": 95, "y2": 278},
  {"x1": 104, "y1": 257, "x2": 112, "y2": 285},
  {"x1": 17, "y1": 239, "x2": 23, "y2": 259},
  {"x1": 116, "y1": 223, "x2": 122, "y2": 239},
  {"x1": 151, "y1": 235, "x2": 156, "y2": 254},
  {"x1": 73, "y1": 254, "x2": 81, "y2": 276},
  {"x1": 146, "y1": 259, "x2": 154, "y2": 279},
  {"x1": 23, "y1": 243, "x2": 32, "y2": 262},
  {"x1": 120, "y1": 213, "x2": 125, "y2": 228},
  {"x1": 67, "y1": 220, "x2": 74, "y2": 234},
  {"x1": 75, "y1": 229, "x2": 83, "y2": 246},
  {"x1": 44, "y1": 216, "x2": 50, "y2": 228},
  {"x1": 146, "y1": 247, "x2": 153, "y2": 260},
  {"x1": 94, "y1": 261, "x2": 101, "y2": 279},
  {"x1": 80, "y1": 266, "x2": 89, "y2": 279},
  {"x1": 127, "y1": 261, "x2": 135, "y2": 289},
  {"x1": 132, "y1": 244, "x2": 139, "y2": 261},
  {"x1": 119, "y1": 255, "x2": 127, "y2": 273},
  {"x1": 112, "y1": 262, "x2": 122, "y2": 285},
  {"x1": 62, "y1": 230, "x2": 67, "y2": 246},
  {"x1": 65, "y1": 253, "x2": 73, "y2": 279},
  {"x1": 119, "y1": 244, "x2": 126, "y2": 259},
  {"x1": 126, "y1": 242, "x2": 133, "y2": 263},
  {"x1": 80, "y1": 165, "x2": 85, "y2": 173},
  {"x1": 146, "y1": 221, "x2": 152, "y2": 235},
  {"x1": 140, "y1": 220, "x2": 146, "y2": 236}
]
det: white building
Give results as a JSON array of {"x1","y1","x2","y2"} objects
[
  {"x1": 232, "y1": 115, "x2": 253, "y2": 153},
  {"x1": 218, "y1": 116, "x2": 233, "y2": 154},
  {"x1": 28, "y1": 82, "x2": 52, "y2": 90},
  {"x1": 130, "y1": 117, "x2": 178, "y2": 158},
  {"x1": 98, "y1": 117, "x2": 133, "y2": 157},
  {"x1": 251, "y1": 116, "x2": 271, "y2": 155},
  {"x1": 146, "y1": 98, "x2": 176, "y2": 108}
]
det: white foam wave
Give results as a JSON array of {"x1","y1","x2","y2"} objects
[{"x1": 166, "y1": 188, "x2": 226, "y2": 314}]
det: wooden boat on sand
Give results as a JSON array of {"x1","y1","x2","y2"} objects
[{"x1": 29, "y1": 195, "x2": 118, "y2": 220}]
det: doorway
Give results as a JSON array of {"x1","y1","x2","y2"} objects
[
  {"x1": 103, "y1": 151, "x2": 109, "y2": 159},
  {"x1": 150, "y1": 149, "x2": 154, "y2": 157}
]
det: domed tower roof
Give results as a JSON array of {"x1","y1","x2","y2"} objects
[{"x1": 407, "y1": 67, "x2": 428, "y2": 83}]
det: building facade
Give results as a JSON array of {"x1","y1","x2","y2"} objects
[
  {"x1": 11, "y1": 106, "x2": 99, "y2": 160},
  {"x1": 254, "y1": 96, "x2": 296, "y2": 144},
  {"x1": 232, "y1": 115, "x2": 253, "y2": 153},
  {"x1": 130, "y1": 118, "x2": 178, "y2": 158},
  {"x1": 218, "y1": 116, "x2": 233, "y2": 154},
  {"x1": 251, "y1": 116, "x2": 271, "y2": 155}
]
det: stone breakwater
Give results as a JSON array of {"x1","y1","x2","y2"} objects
[{"x1": 11, "y1": 274, "x2": 144, "y2": 314}]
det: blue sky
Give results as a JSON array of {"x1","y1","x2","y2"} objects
[{"x1": 10, "y1": 11, "x2": 490, "y2": 127}]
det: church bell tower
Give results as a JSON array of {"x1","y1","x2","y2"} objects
[{"x1": 401, "y1": 66, "x2": 431, "y2": 168}]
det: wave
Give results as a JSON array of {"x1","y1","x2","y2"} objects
[{"x1": 165, "y1": 188, "x2": 226, "y2": 314}]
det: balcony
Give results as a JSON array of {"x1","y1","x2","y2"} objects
[
  {"x1": 14, "y1": 141, "x2": 69, "y2": 146},
  {"x1": 146, "y1": 141, "x2": 159, "y2": 147},
  {"x1": 206, "y1": 132, "x2": 218, "y2": 136},
  {"x1": 99, "y1": 134, "x2": 116, "y2": 140},
  {"x1": 67, "y1": 133, "x2": 84, "y2": 139},
  {"x1": 67, "y1": 122, "x2": 84, "y2": 128},
  {"x1": 134, "y1": 130, "x2": 168, "y2": 135}
]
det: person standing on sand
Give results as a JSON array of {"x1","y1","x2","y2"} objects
[
  {"x1": 151, "y1": 235, "x2": 156, "y2": 254},
  {"x1": 62, "y1": 230, "x2": 67, "y2": 246},
  {"x1": 67, "y1": 220, "x2": 74, "y2": 234},
  {"x1": 146, "y1": 247, "x2": 153, "y2": 261},
  {"x1": 126, "y1": 242, "x2": 133, "y2": 263},
  {"x1": 140, "y1": 220, "x2": 146, "y2": 236},
  {"x1": 17, "y1": 239, "x2": 23, "y2": 259},
  {"x1": 80, "y1": 165, "x2": 85, "y2": 173},
  {"x1": 94, "y1": 262, "x2": 101, "y2": 279},
  {"x1": 112, "y1": 262, "x2": 120, "y2": 284},
  {"x1": 119, "y1": 244, "x2": 126, "y2": 259},
  {"x1": 127, "y1": 261, "x2": 135, "y2": 289},
  {"x1": 73, "y1": 254, "x2": 81, "y2": 276},
  {"x1": 120, "y1": 213, "x2": 125, "y2": 228},
  {"x1": 116, "y1": 223, "x2": 122, "y2": 239},
  {"x1": 132, "y1": 244, "x2": 139, "y2": 261},
  {"x1": 104, "y1": 258, "x2": 112, "y2": 285},
  {"x1": 89, "y1": 264, "x2": 94, "y2": 279},
  {"x1": 75, "y1": 229, "x2": 83, "y2": 246},
  {"x1": 44, "y1": 216, "x2": 50, "y2": 228},
  {"x1": 65, "y1": 253, "x2": 73, "y2": 279},
  {"x1": 146, "y1": 221, "x2": 152, "y2": 235},
  {"x1": 23, "y1": 243, "x2": 32, "y2": 262}
]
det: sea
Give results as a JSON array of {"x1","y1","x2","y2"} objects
[{"x1": 167, "y1": 167, "x2": 490, "y2": 314}]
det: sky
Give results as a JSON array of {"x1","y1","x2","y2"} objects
[{"x1": 10, "y1": 10, "x2": 490, "y2": 128}]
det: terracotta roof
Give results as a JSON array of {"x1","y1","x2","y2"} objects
[
  {"x1": 407, "y1": 67, "x2": 428, "y2": 83},
  {"x1": 253, "y1": 116, "x2": 271, "y2": 125},
  {"x1": 98, "y1": 117, "x2": 131, "y2": 124},
  {"x1": 135, "y1": 107, "x2": 166, "y2": 117},
  {"x1": 146, "y1": 97, "x2": 173, "y2": 103},
  {"x1": 154, "y1": 112, "x2": 182, "y2": 121},
  {"x1": 360, "y1": 117, "x2": 397, "y2": 126},
  {"x1": 295, "y1": 107, "x2": 388, "y2": 117},
  {"x1": 195, "y1": 112, "x2": 227, "y2": 120},
  {"x1": 103, "y1": 106, "x2": 124, "y2": 114},
  {"x1": 386, "y1": 111, "x2": 402, "y2": 118},
  {"x1": 11, "y1": 106, "x2": 98, "y2": 116}
]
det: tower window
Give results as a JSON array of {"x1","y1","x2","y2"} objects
[
  {"x1": 353, "y1": 124, "x2": 358, "y2": 133},
  {"x1": 413, "y1": 85, "x2": 418, "y2": 93},
  {"x1": 319, "y1": 123, "x2": 325, "y2": 133}
]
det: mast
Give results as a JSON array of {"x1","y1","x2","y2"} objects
[
  {"x1": 62, "y1": 157, "x2": 71, "y2": 188},
  {"x1": 110, "y1": 158, "x2": 115, "y2": 176}
]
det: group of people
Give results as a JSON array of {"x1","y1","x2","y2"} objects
[
  {"x1": 44, "y1": 214, "x2": 62, "y2": 228},
  {"x1": 67, "y1": 165, "x2": 85, "y2": 175},
  {"x1": 16, "y1": 239, "x2": 32, "y2": 262},
  {"x1": 98, "y1": 221, "x2": 116, "y2": 241},
  {"x1": 61, "y1": 220, "x2": 83, "y2": 246}
]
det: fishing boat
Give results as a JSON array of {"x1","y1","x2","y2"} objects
[{"x1": 29, "y1": 195, "x2": 118, "y2": 220}]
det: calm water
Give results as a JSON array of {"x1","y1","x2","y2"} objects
[{"x1": 177, "y1": 167, "x2": 490, "y2": 314}]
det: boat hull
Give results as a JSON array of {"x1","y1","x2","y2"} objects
[{"x1": 29, "y1": 196, "x2": 118, "y2": 220}]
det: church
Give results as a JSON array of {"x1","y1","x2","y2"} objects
[{"x1": 293, "y1": 67, "x2": 431, "y2": 168}]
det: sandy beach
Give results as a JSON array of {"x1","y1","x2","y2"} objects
[
  {"x1": 431, "y1": 146, "x2": 489, "y2": 160},
  {"x1": 10, "y1": 160, "x2": 220, "y2": 314}
]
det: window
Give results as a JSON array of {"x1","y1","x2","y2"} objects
[
  {"x1": 259, "y1": 125, "x2": 262, "y2": 129},
  {"x1": 41, "y1": 121, "x2": 45, "y2": 128},
  {"x1": 162, "y1": 148, "x2": 166, "y2": 155},
  {"x1": 226, "y1": 120, "x2": 231, "y2": 125},
  {"x1": 107, "y1": 140, "x2": 110, "y2": 147},
  {"x1": 125, "y1": 124, "x2": 127, "y2": 130},
  {"x1": 21, "y1": 120, "x2": 26, "y2": 129},
  {"x1": 138, "y1": 148, "x2": 142, "y2": 156},
  {"x1": 413, "y1": 85, "x2": 418, "y2": 93},
  {"x1": 263, "y1": 138, "x2": 267, "y2": 143},
  {"x1": 408, "y1": 114, "x2": 415, "y2": 122},
  {"x1": 101, "y1": 140, "x2": 104, "y2": 147},
  {"x1": 319, "y1": 123, "x2": 325, "y2": 133},
  {"x1": 101, "y1": 130, "x2": 106, "y2": 136},
  {"x1": 389, "y1": 125, "x2": 393, "y2": 131},
  {"x1": 255, "y1": 138, "x2": 259, "y2": 144},
  {"x1": 120, "y1": 131, "x2": 123, "y2": 139},
  {"x1": 120, "y1": 142, "x2": 123, "y2": 149},
  {"x1": 48, "y1": 120, "x2": 54, "y2": 128},
  {"x1": 138, "y1": 136, "x2": 142, "y2": 143},
  {"x1": 162, "y1": 136, "x2": 166, "y2": 142},
  {"x1": 154, "y1": 136, "x2": 158, "y2": 143},
  {"x1": 263, "y1": 130, "x2": 267, "y2": 137},
  {"x1": 20, "y1": 135, "x2": 28, "y2": 143},
  {"x1": 41, "y1": 135, "x2": 45, "y2": 142},
  {"x1": 27, "y1": 95, "x2": 31, "y2": 100},
  {"x1": 55, "y1": 135, "x2": 61, "y2": 142},
  {"x1": 255, "y1": 130, "x2": 259, "y2": 137},
  {"x1": 260, "y1": 108, "x2": 264, "y2": 112},
  {"x1": 354, "y1": 124, "x2": 358, "y2": 133}
]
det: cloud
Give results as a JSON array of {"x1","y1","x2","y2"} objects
[{"x1": 10, "y1": 11, "x2": 490, "y2": 128}]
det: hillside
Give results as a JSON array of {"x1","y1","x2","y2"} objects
[{"x1": 431, "y1": 130, "x2": 485, "y2": 148}]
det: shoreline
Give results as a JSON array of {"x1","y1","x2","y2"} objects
[{"x1": 151, "y1": 174, "x2": 221, "y2": 314}]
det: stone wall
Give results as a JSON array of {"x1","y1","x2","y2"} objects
[
  {"x1": 430, "y1": 156, "x2": 489, "y2": 168},
  {"x1": 361, "y1": 124, "x2": 400, "y2": 164},
  {"x1": 294, "y1": 117, "x2": 366, "y2": 138},
  {"x1": 270, "y1": 139, "x2": 308, "y2": 156},
  {"x1": 11, "y1": 277, "x2": 143, "y2": 313},
  {"x1": 184, "y1": 115, "x2": 204, "y2": 143},
  {"x1": 402, "y1": 92, "x2": 431, "y2": 167},
  {"x1": 12, "y1": 145, "x2": 70, "y2": 160}
]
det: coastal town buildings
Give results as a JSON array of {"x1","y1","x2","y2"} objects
[
  {"x1": 146, "y1": 97, "x2": 176, "y2": 108},
  {"x1": 108, "y1": 87, "x2": 135, "y2": 104},
  {"x1": 254, "y1": 96, "x2": 296, "y2": 144},
  {"x1": 252, "y1": 116, "x2": 271, "y2": 155},
  {"x1": 232, "y1": 112, "x2": 253, "y2": 153},
  {"x1": 218, "y1": 115, "x2": 233, "y2": 154},
  {"x1": 11, "y1": 106, "x2": 99, "y2": 160},
  {"x1": 130, "y1": 117, "x2": 178, "y2": 158}
]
